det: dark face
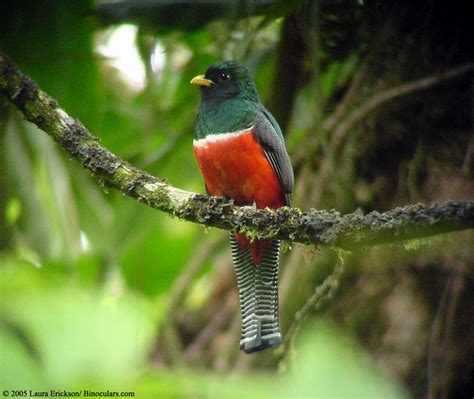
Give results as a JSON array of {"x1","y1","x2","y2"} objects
[
  {"x1": 202, "y1": 66, "x2": 241, "y2": 99},
  {"x1": 191, "y1": 61, "x2": 259, "y2": 103}
]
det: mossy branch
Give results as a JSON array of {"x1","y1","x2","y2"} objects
[{"x1": 1, "y1": 53, "x2": 473, "y2": 250}]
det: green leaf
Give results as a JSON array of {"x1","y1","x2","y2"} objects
[
  {"x1": 284, "y1": 321, "x2": 409, "y2": 398},
  {"x1": 0, "y1": 259, "x2": 158, "y2": 387},
  {"x1": 5, "y1": 197, "x2": 21, "y2": 226},
  {"x1": 0, "y1": 327, "x2": 45, "y2": 389}
]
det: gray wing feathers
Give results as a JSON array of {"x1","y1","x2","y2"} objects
[{"x1": 254, "y1": 110, "x2": 294, "y2": 206}]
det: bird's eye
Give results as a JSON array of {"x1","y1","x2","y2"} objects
[{"x1": 219, "y1": 72, "x2": 231, "y2": 81}]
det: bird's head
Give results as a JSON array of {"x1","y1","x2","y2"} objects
[{"x1": 190, "y1": 61, "x2": 259, "y2": 103}]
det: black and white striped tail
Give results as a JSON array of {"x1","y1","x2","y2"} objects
[{"x1": 230, "y1": 234, "x2": 282, "y2": 353}]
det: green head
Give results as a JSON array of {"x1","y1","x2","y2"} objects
[{"x1": 191, "y1": 61, "x2": 259, "y2": 103}]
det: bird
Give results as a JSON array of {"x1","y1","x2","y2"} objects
[{"x1": 191, "y1": 60, "x2": 294, "y2": 353}]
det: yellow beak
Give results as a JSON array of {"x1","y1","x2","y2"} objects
[{"x1": 190, "y1": 75, "x2": 214, "y2": 87}]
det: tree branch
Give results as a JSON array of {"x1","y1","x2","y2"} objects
[
  {"x1": 279, "y1": 260, "x2": 344, "y2": 363},
  {"x1": 1, "y1": 53, "x2": 473, "y2": 250},
  {"x1": 330, "y1": 63, "x2": 474, "y2": 153}
]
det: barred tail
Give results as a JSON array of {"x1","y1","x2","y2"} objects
[{"x1": 230, "y1": 234, "x2": 282, "y2": 353}]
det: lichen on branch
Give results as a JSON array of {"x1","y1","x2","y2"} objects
[{"x1": 1, "y1": 53, "x2": 473, "y2": 249}]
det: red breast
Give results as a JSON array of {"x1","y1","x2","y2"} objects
[{"x1": 193, "y1": 127, "x2": 285, "y2": 264}]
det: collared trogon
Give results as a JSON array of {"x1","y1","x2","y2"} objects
[{"x1": 191, "y1": 61, "x2": 294, "y2": 353}]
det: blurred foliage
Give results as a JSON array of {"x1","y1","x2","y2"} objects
[
  {"x1": 1, "y1": 0, "x2": 473, "y2": 397},
  {"x1": 0, "y1": 258, "x2": 407, "y2": 397},
  {"x1": 94, "y1": 0, "x2": 303, "y2": 33}
]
